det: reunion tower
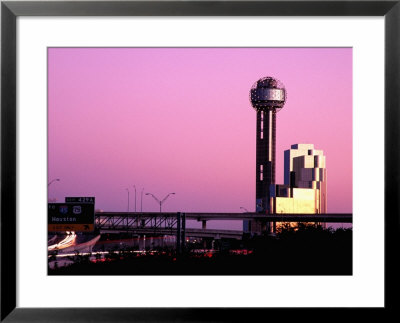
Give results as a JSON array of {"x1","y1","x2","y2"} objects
[{"x1": 250, "y1": 77, "x2": 287, "y2": 214}]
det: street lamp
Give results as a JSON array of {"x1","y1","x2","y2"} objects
[
  {"x1": 145, "y1": 192, "x2": 175, "y2": 212},
  {"x1": 132, "y1": 185, "x2": 137, "y2": 212},
  {"x1": 125, "y1": 188, "x2": 130, "y2": 212},
  {"x1": 48, "y1": 178, "x2": 60, "y2": 187},
  {"x1": 141, "y1": 188, "x2": 144, "y2": 212}
]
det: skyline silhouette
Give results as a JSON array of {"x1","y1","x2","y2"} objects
[{"x1": 48, "y1": 48, "x2": 352, "y2": 219}]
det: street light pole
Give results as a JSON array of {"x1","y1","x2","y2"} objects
[
  {"x1": 141, "y1": 188, "x2": 144, "y2": 212},
  {"x1": 48, "y1": 178, "x2": 60, "y2": 203},
  {"x1": 132, "y1": 185, "x2": 137, "y2": 212},
  {"x1": 145, "y1": 192, "x2": 176, "y2": 212},
  {"x1": 125, "y1": 188, "x2": 130, "y2": 212}
]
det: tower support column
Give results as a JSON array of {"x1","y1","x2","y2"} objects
[{"x1": 256, "y1": 110, "x2": 276, "y2": 214}]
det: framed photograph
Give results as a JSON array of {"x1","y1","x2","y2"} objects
[{"x1": 1, "y1": 0, "x2": 398, "y2": 321}]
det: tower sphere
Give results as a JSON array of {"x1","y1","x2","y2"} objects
[{"x1": 250, "y1": 76, "x2": 287, "y2": 112}]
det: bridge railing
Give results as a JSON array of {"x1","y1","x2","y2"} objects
[{"x1": 95, "y1": 213, "x2": 179, "y2": 233}]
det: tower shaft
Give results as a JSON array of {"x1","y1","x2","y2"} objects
[{"x1": 256, "y1": 109, "x2": 276, "y2": 213}]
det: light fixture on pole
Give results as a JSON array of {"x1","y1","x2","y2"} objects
[
  {"x1": 48, "y1": 178, "x2": 60, "y2": 187},
  {"x1": 145, "y1": 192, "x2": 176, "y2": 212}
]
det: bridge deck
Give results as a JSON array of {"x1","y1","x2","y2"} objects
[
  {"x1": 96, "y1": 212, "x2": 352, "y2": 223},
  {"x1": 95, "y1": 212, "x2": 352, "y2": 240},
  {"x1": 99, "y1": 228, "x2": 243, "y2": 239}
]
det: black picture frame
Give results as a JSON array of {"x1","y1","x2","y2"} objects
[{"x1": 1, "y1": 0, "x2": 399, "y2": 321}]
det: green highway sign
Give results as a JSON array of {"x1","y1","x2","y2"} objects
[{"x1": 48, "y1": 202, "x2": 94, "y2": 232}]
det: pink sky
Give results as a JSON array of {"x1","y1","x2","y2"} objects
[{"x1": 48, "y1": 48, "x2": 352, "y2": 220}]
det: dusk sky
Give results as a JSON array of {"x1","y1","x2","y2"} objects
[{"x1": 48, "y1": 48, "x2": 352, "y2": 223}]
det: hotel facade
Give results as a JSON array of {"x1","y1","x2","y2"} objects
[{"x1": 270, "y1": 144, "x2": 327, "y2": 214}]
